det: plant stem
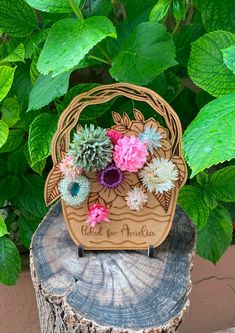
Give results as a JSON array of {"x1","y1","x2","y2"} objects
[
  {"x1": 97, "y1": 45, "x2": 111, "y2": 62},
  {"x1": 88, "y1": 55, "x2": 110, "y2": 65},
  {"x1": 171, "y1": 20, "x2": 181, "y2": 36},
  {"x1": 68, "y1": 0, "x2": 84, "y2": 20}
]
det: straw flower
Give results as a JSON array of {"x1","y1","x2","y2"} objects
[
  {"x1": 86, "y1": 204, "x2": 110, "y2": 227},
  {"x1": 59, "y1": 155, "x2": 82, "y2": 179},
  {"x1": 59, "y1": 175, "x2": 90, "y2": 206},
  {"x1": 113, "y1": 136, "x2": 148, "y2": 172},
  {"x1": 126, "y1": 187, "x2": 148, "y2": 211},
  {"x1": 139, "y1": 158, "x2": 178, "y2": 193},
  {"x1": 138, "y1": 127, "x2": 162, "y2": 153}
]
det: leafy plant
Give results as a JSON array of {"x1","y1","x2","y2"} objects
[{"x1": 0, "y1": 0, "x2": 235, "y2": 285}]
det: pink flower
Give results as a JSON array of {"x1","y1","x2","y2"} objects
[
  {"x1": 86, "y1": 204, "x2": 110, "y2": 227},
  {"x1": 113, "y1": 136, "x2": 148, "y2": 172},
  {"x1": 59, "y1": 155, "x2": 82, "y2": 179},
  {"x1": 106, "y1": 129, "x2": 123, "y2": 145}
]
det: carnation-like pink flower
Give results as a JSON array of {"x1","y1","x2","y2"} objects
[
  {"x1": 113, "y1": 136, "x2": 148, "y2": 172},
  {"x1": 86, "y1": 204, "x2": 110, "y2": 227},
  {"x1": 106, "y1": 129, "x2": 123, "y2": 145},
  {"x1": 59, "y1": 155, "x2": 82, "y2": 179}
]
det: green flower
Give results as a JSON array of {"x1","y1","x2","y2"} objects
[{"x1": 69, "y1": 124, "x2": 113, "y2": 172}]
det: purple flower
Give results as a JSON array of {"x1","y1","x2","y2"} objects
[{"x1": 98, "y1": 164, "x2": 124, "y2": 189}]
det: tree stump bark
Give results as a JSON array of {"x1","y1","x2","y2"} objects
[{"x1": 30, "y1": 202, "x2": 195, "y2": 333}]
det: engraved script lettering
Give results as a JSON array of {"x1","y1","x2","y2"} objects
[{"x1": 121, "y1": 224, "x2": 155, "y2": 237}]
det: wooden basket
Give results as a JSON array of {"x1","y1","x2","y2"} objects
[{"x1": 44, "y1": 83, "x2": 187, "y2": 251}]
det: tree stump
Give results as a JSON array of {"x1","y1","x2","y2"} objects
[{"x1": 30, "y1": 202, "x2": 195, "y2": 333}]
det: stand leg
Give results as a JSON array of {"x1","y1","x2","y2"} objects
[
  {"x1": 78, "y1": 245, "x2": 84, "y2": 257},
  {"x1": 148, "y1": 245, "x2": 154, "y2": 258}
]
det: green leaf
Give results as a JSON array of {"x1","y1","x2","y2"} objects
[
  {"x1": 11, "y1": 62, "x2": 33, "y2": 106},
  {"x1": 25, "y1": 0, "x2": 81, "y2": 13},
  {"x1": 222, "y1": 44, "x2": 235, "y2": 75},
  {"x1": 0, "y1": 120, "x2": 9, "y2": 148},
  {"x1": 0, "y1": 237, "x2": 21, "y2": 285},
  {"x1": 0, "y1": 129, "x2": 24, "y2": 153},
  {"x1": 183, "y1": 94, "x2": 235, "y2": 177},
  {"x1": 0, "y1": 0, "x2": 37, "y2": 37},
  {"x1": 37, "y1": 17, "x2": 116, "y2": 76},
  {"x1": 24, "y1": 143, "x2": 46, "y2": 175},
  {"x1": 28, "y1": 72, "x2": 71, "y2": 111},
  {"x1": 149, "y1": 0, "x2": 172, "y2": 22},
  {"x1": 212, "y1": 166, "x2": 235, "y2": 202},
  {"x1": 171, "y1": 0, "x2": 186, "y2": 22},
  {"x1": 8, "y1": 147, "x2": 28, "y2": 175},
  {"x1": 198, "y1": 0, "x2": 235, "y2": 33},
  {"x1": 188, "y1": 31, "x2": 235, "y2": 97},
  {"x1": 173, "y1": 23, "x2": 205, "y2": 67},
  {"x1": 0, "y1": 66, "x2": 16, "y2": 102},
  {"x1": 110, "y1": 22, "x2": 177, "y2": 85},
  {"x1": 25, "y1": 29, "x2": 49, "y2": 59},
  {"x1": 19, "y1": 174, "x2": 48, "y2": 218},
  {"x1": 30, "y1": 48, "x2": 40, "y2": 84},
  {"x1": 0, "y1": 43, "x2": 25, "y2": 65},
  {"x1": 0, "y1": 215, "x2": 8, "y2": 237},
  {"x1": 1, "y1": 97, "x2": 21, "y2": 127},
  {"x1": 19, "y1": 215, "x2": 39, "y2": 248},
  {"x1": 28, "y1": 113, "x2": 57, "y2": 165},
  {"x1": 196, "y1": 205, "x2": 232, "y2": 264},
  {"x1": 0, "y1": 175, "x2": 21, "y2": 201},
  {"x1": 178, "y1": 185, "x2": 210, "y2": 230}
]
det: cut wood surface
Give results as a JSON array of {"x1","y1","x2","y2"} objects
[{"x1": 30, "y1": 202, "x2": 195, "y2": 333}]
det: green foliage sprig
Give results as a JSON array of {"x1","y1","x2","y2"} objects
[{"x1": 0, "y1": 0, "x2": 235, "y2": 285}]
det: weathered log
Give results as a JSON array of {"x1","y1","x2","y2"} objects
[{"x1": 30, "y1": 202, "x2": 195, "y2": 333}]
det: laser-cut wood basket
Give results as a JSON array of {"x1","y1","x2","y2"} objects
[{"x1": 44, "y1": 83, "x2": 187, "y2": 251}]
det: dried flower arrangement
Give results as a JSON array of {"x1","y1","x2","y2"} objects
[{"x1": 58, "y1": 122, "x2": 180, "y2": 227}]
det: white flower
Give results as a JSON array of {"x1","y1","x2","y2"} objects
[
  {"x1": 139, "y1": 158, "x2": 178, "y2": 194},
  {"x1": 59, "y1": 175, "x2": 91, "y2": 206},
  {"x1": 126, "y1": 187, "x2": 148, "y2": 211},
  {"x1": 138, "y1": 127, "x2": 162, "y2": 153}
]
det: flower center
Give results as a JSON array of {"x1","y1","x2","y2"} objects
[
  {"x1": 68, "y1": 182, "x2": 80, "y2": 197},
  {"x1": 99, "y1": 165, "x2": 123, "y2": 189}
]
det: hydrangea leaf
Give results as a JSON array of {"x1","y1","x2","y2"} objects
[
  {"x1": 8, "y1": 147, "x2": 28, "y2": 175},
  {"x1": 149, "y1": 0, "x2": 172, "y2": 22},
  {"x1": 0, "y1": 0, "x2": 37, "y2": 37},
  {"x1": 211, "y1": 166, "x2": 235, "y2": 202},
  {"x1": 19, "y1": 216, "x2": 39, "y2": 248},
  {"x1": 0, "y1": 129, "x2": 24, "y2": 153},
  {"x1": 183, "y1": 94, "x2": 235, "y2": 177},
  {"x1": 222, "y1": 44, "x2": 235, "y2": 75},
  {"x1": 37, "y1": 17, "x2": 116, "y2": 76},
  {"x1": 110, "y1": 22, "x2": 177, "y2": 85},
  {"x1": 25, "y1": 0, "x2": 82, "y2": 13},
  {"x1": 197, "y1": 0, "x2": 235, "y2": 33},
  {"x1": 0, "y1": 120, "x2": 9, "y2": 148},
  {"x1": 0, "y1": 237, "x2": 21, "y2": 285},
  {"x1": 188, "y1": 31, "x2": 235, "y2": 97},
  {"x1": 19, "y1": 174, "x2": 48, "y2": 218},
  {"x1": 0, "y1": 43, "x2": 25, "y2": 64},
  {"x1": 0, "y1": 215, "x2": 8, "y2": 237},
  {"x1": 28, "y1": 72, "x2": 71, "y2": 111},
  {"x1": 178, "y1": 185, "x2": 210, "y2": 230},
  {"x1": 28, "y1": 113, "x2": 58, "y2": 165},
  {"x1": 0, "y1": 66, "x2": 16, "y2": 102},
  {"x1": 1, "y1": 97, "x2": 21, "y2": 127},
  {"x1": 0, "y1": 175, "x2": 21, "y2": 201},
  {"x1": 196, "y1": 205, "x2": 233, "y2": 264}
]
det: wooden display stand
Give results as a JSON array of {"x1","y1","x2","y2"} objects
[
  {"x1": 30, "y1": 203, "x2": 195, "y2": 333},
  {"x1": 44, "y1": 83, "x2": 187, "y2": 252}
]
